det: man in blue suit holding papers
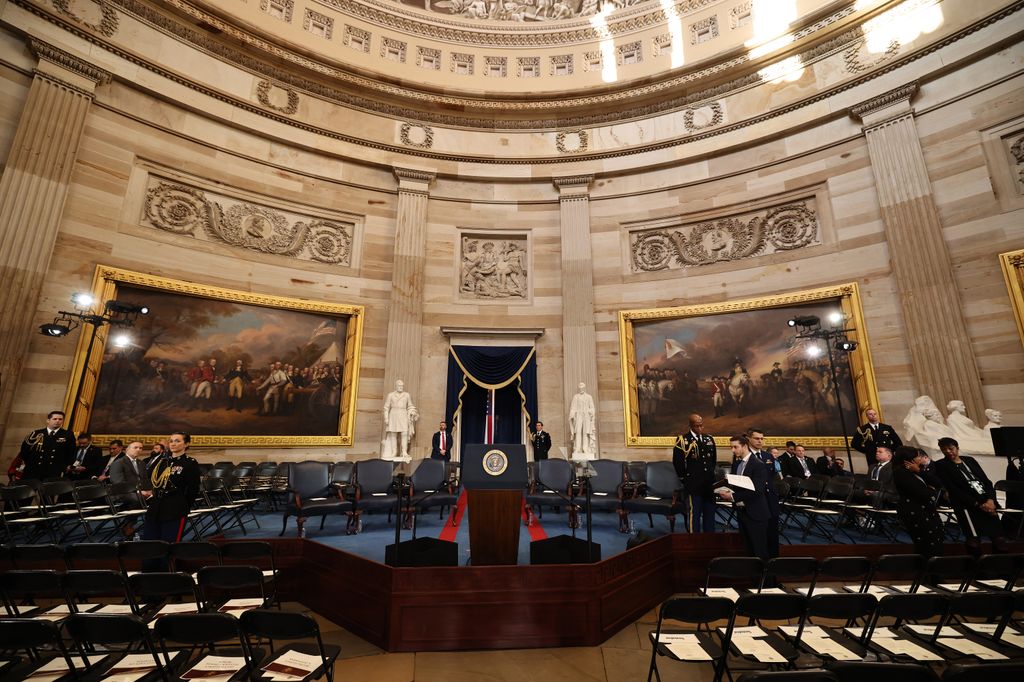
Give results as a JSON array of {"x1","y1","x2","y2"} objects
[{"x1": 717, "y1": 434, "x2": 772, "y2": 561}]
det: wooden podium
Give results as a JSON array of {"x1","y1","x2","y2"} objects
[{"x1": 462, "y1": 444, "x2": 528, "y2": 566}]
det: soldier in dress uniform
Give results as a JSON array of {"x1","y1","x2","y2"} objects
[
  {"x1": 673, "y1": 413, "x2": 718, "y2": 533},
  {"x1": 142, "y1": 432, "x2": 201, "y2": 567},
  {"x1": 19, "y1": 410, "x2": 76, "y2": 481},
  {"x1": 530, "y1": 421, "x2": 552, "y2": 461},
  {"x1": 851, "y1": 407, "x2": 903, "y2": 470}
]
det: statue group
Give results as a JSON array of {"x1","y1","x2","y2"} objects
[{"x1": 902, "y1": 396, "x2": 1002, "y2": 456}]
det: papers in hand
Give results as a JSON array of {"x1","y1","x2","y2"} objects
[
  {"x1": 725, "y1": 474, "x2": 754, "y2": 490},
  {"x1": 181, "y1": 655, "x2": 247, "y2": 679},
  {"x1": 263, "y1": 650, "x2": 324, "y2": 679}
]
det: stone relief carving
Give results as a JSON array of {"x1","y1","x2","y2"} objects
[
  {"x1": 256, "y1": 80, "x2": 300, "y2": 115},
  {"x1": 143, "y1": 180, "x2": 354, "y2": 266},
  {"x1": 617, "y1": 41, "x2": 643, "y2": 65},
  {"x1": 683, "y1": 101, "x2": 723, "y2": 131},
  {"x1": 556, "y1": 130, "x2": 588, "y2": 153},
  {"x1": 303, "y1": 9, "x2": 334, "y2": 39},
  {"x1": 400, "y1": 123, "x2": 434, "y2": 149},
  {"x1": 843, "y1": 37, "x2": 900, "y2": 74},
  {"x1": 53, "y1": 0, "x2": 120, "y2": 37},
  {"x1": 387, "y1": 0, "x2": 646, "y2": 23},
  {"x1": 1009, "y1": 135, "x2": 1024, "y2": 192},
  {"x1": 689, "y1": 16, "x2": 719, "y2": 44},
  {"x1": 260, "y1": 0, "x2": 294, "y2": 23},
  {"x1": 629, "y1": 200, "x2": 819, "y2": 272},
  {"x1": 459, "y1": 235, "x2": 529, "y2": 300}
]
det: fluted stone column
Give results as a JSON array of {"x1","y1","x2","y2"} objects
[
  {"x1": 852, "y1": 83, "x2": 985, "y2": 420},
  {"x1": 0, "y1": 40, "x2": 110, "y2": 443},
  {"x1": 382, "y1": 168, "x2": 435, "y2": 407},
  {"x1": 554, "y1": 175, "x2": 600, "y2": 454}
]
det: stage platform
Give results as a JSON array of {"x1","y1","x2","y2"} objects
[{"x1": 240, "y1": 532, "x2": 919, "y2": 652}]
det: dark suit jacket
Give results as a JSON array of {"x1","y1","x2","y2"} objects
[
  {"x1": 816, "y1": 456, "x2": 838, "y2": 477},
  {"x1": 730, "y1": 455, "x2": 772, "y2": 522},
  {"x1": 430, "y1": 430, "x2": 453, "y2": 461},
  {"x1": 851, "y1": 422, "x2": 903, "y2": 465},
  {"x1": 784, "y1": 455, "x2": 816, "y2": 479},
  {"x1": 531, "y1": 430, "x2": 551, "y2": 460},
  {"x1": 933, "y1": 456, "x2": 995, "y2": 509},
  {"x1": 69, "y1": 445, "x2": 106, "y2": 479}
]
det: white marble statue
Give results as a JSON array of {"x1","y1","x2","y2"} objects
[
  {"x1": 984, "y1": 409, "x2": 1003, "y2": 431},
  {"x1": 569, "y1": 382, "x2": 597, "y2": 457},
  {"x1": 903, "y1": 395, "x2": 955, "y2": 456},
  {"x1": 382, "y1": 379, "x2": 419, "y2": 461},
  {"x1": 945, "y1": 400, "x2": 994, "y2": 454}
]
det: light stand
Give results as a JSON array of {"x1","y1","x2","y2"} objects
[
  {"x1": 572, "y1": 460, "x2": 597, "y2": 563},
  {"x1": 788, "y1": 313, "x2": 859, "y2": 474},
  {"x1": 391, "y1": 460, "x2": 411, "y2": 556},
  {"x1": 39, "y1": 295, "x2": 148, "y2": 430}
]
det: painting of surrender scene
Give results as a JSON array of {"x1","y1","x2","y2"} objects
[
  {"x1": 621, "y1": 285, "x2": 879, "y2": 446},
  {"x1": 74, "y1": 268, "x2": 362, "y2": 446}
]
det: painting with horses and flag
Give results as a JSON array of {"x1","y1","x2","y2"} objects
[{"x1": 618, "y1": 283, "x2": 881, "y2": 448}]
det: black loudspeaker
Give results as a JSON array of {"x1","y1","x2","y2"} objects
[
  {"x1": 991, "y1": 427, "x2": 1024, "y2": 458},
  {"x1": 626, "y1": 531, "x2": 656, "y2": 549},
  {"x1": 384, "y1": 537, "x2": 459, "y2": 567},
  {"x1": 529, "y1": 534, "x2": 601, "y2": 565}
]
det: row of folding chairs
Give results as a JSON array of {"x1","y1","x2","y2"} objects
[
  {"x1": 0, "y1": 608, "x2": 338, "y2": 682},
  {"x1": 649, "y1": 590, "x2": 1024, "y2": 682},
  {"x1": 2, "y1": 564, "x2": 275, "y2": 620},
  {"x1": 703, "y1": 553, "x2": 1024, "y2": 597},
  {"x1": 731, "y1": 661, "x2": 1024, "y2": 682},
  {"x1": 0, "y1": 479, "x2": 146, "y2": 545}
]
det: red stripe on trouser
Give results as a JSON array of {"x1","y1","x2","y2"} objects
[{"x1": 174, "y1": 517, "x2": 186, "y2": 542}]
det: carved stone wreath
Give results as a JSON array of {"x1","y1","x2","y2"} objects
[
  {"x1": 1010, "y1": 135, "x2": 1024, "y2": 189},
  {"x1": 400, "y1": 123, "x2": 434, "y2": 149},
  {"x1": 144, "y1": 181, "x2": 353, "y2": 265},
  {"x1": 556, "y1": 130, "x2": 589, "y2": 154},
  {"x1": 630, "y1": 201, "x2": 819, "y2": 272},
  {"x1": 683, "y1": 102, "x2": 723, "y2": 132},
  {"x1": 52, "y1": 0, "x2": 120, "y2": 37},
  {"x1": 256, "y1": 80, "x2": 300, "y2": 115}
]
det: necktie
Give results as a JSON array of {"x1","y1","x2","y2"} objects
[
  {"x1": 736, "y1": 459, "x2": 746, "y2": 476},
  {"x1": 131, "y1": 459, "x2": 139, "y2": 476},
  {"x1": 800, "y1": 458, "x2": 809, "y2": 475},
  {"x1": 440, "y1": 432, "x2": 446, "y2": 452},
  {"x1": 76, "y1": 448, "x2": 86, "y2": 465},
  {"x1": 871, "y1": 465, "x2": 880, "y2": 480}
]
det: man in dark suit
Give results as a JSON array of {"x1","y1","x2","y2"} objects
[
  {"x1": 107, "y1": 440, "x2": 152, "y2": 506},
  {"x1": 19, "y1": 410, "x2": 76, "y2": 481},
  {"x1": 67, "y1": 432, "x2": 105, "y2": 480},
  {"x1": 718, "y1": 435, "x2": 774, "y2": 561},
  {"x1": 747, "y1": 428, "x2": 780, "y2": 558},
  {"x1": 430, "y1": 421, "x2": 452, "y2": 461},
  {"x1": 530, "y1": 421, "x2": 551, "y2": 461},
  {"x1": 784, "y1": 444, "x2": 817, "y2": 479},
  {"x1": 851, "y1": 407, "x2": 903, "y2": 470},
  {"x1": 816, "y1": 448, "x2": 839, "y2": 477},
  {"x1": 674, "y1": 413, "x2": 718, "y2": 533}
]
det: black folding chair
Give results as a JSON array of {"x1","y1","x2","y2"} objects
[
  {"x1": 118, "y1": 539, "x2": 171, "y2": 575},
  {"x1": 762, "y1": 557, "x2": 818, "y2": 593},
  {"x1": 828, "y1": 661, "x2": 937, "y2": 682},
  {"x1": 220, "y1": 541, "x2": 279, "y2": 608},
  {"x1": 170, "y1": 541, "x2": 221, "y2": 576},
  {"x1": 866, "y1": 554, "x2": 925, "y2": 595},
  {"x1": 704, "y1": 557, "x2": 765, "y2": 597},
  {"x1": 0, "y1": 569, "x2": 65, "y2": 617},
  {"x1": 63, "y1": 612, "x2": 174, "y2": 681},
  {"x1": 972, "y1": 553, "x2": 1024, "y2": 591},
  {"x1": 863, "y1": 594, "x2": 949, "y2": 662},
  {"x1": 0, "y1": 617, "x2": 77, "y2": 680},
  {"x1": 196, "y1": 565, "x2": 267, "y2": 614},
  {"x1": 787, "y1": 593, "x2": 877, "y2": 662},
  {"x1": 731, "y1": 593, "x2": 806, "y2": 671},
  {"x1": 61, "y1": 569, "x2": 135, "y2": 614},
  {"x1": 647, "y1": 596, "x2": 734, "y2": 682},
  {"x1": 241, "y1": 608, "x2": 340, "y2": 682},
  {"x1": 127, "y1": 572, "x2": 203, "y2": 621},
  {"x1": 924, "y1": 556, "x2": 976, "y2": 593},
  {"x1": 154, "y1": 612, "x2": 259, "y2": 681},
  {"x1": 736, "y1": 671, "x2": 839, "y2": 682},
  {"x1": 65, "y1": 542, "x2": 119, "y2": 570},
  {"x1": 9, "y1": 543, "x2": 68, "y2": 571},
  {"x1": 818, "y1": 556, "x2": 872, "y2": 595},
  {"x1": 941, "y1": 661, "x2": 1024, "y2": 682}
]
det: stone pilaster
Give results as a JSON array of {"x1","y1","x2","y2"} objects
[
  {"x1": 0, "y1": 40, "x2": 110, "y2": 443},
  {"x1": 852, "y1": 83, "x2": 986, "y2": 420},
  {"x1": 554, "y1": 174, "x2": 600, "y2": 454},
  {"x1": 383, "y1": 167, "x2": 435, "y2": 407}
]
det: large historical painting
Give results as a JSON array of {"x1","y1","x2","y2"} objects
[
  {"x1": 66, "y1": 267, "x2": 363, "y2": 447},
  {"x1": 619, "y1": 283, "x2": 880, "y2": 447}
]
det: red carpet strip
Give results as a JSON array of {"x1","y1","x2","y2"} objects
[
  {"x1": 522, "y1": 498, "x2": 548, "y2": 541},
  {"x1": 438, "y1": 489, "x2": 467, "y2": 542}
]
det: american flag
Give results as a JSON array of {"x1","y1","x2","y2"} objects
[{"x1": 484, "y1": 388, "x2": 496, "y2": 444}]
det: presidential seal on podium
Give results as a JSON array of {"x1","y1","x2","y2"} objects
[{"x1": 483, "y1": 449, "x2": 509, "y2": 477}]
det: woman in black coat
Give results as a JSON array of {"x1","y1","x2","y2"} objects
[
  {"x1": 934, "y1": 437, "x2": 1005, "y2": 556},
  {"x1": 893, "y1": 446, "x2": 945, "y2": 557}
]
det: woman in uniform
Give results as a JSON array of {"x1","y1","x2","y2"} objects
[{"x1": 142, "y1": 431, "x2": 200, "y2": 567}]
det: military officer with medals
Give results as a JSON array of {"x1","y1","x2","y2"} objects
[
  {"x1": 531, "y1": 421, "x2": 551, "y2": 461},
  {"x1": 142, "y1": 432, "x2": 201, "y2": 561},
  {"x1": 19, "y1": 410, "x2": 76, "y2": 481},
  {"x1": 673, "y1": 413, "x2": 718, "y2": 533},
  {"x1": 851, "y1": 407, "x2": 903, "y2": 470}
]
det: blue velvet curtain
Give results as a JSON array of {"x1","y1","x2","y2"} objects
[{"x1": 445, "y1": 346, "x2": 538, "y2": 449}]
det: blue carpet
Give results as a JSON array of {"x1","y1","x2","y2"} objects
[{"x1": 220, "y1": 503, "x2": 913, "y2": 564}]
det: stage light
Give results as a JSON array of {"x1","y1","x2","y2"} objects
[
  {"x1": 40, "y1": 322, "x2": 72, "y2": 337},
  {"x1": 835, "y1": 340, "x2": 858, "y2": 352},
  {"x1": 788, "y1": 315, "x2": 820, "y2": 328},
  {"x1": 112, "y1": 334, "x2": 131, "y2": 348},
  {"x1": 71, "y1": 293, "x2": 94, "y2": 308},
  {"x1": 828, "y1": 311, "x2": 844, "y2": 325},
  {"x1": 787, "y1": 318, "x2": 797, "y2": 327},
  {"x1": 806, "y1": 345, "x2": 822, "y2": 358},
  {"x1": 105, "y1": 300, "x2": 148, "y2": 315}
]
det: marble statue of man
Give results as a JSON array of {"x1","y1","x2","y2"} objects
[
  {"x1": 569, "y1": 382, "x2": 596, "y2": 456},
  {"x1": 382, "y1": 379, "x2": 418, "y2": 460},
  {"x1": 984, "y1": 409, "x2": 1003, "y2": 431},
  {"x1": 945, "y1": 399, "x2": 995, "y2": 455}
]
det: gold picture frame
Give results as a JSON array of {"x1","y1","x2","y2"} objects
[
  {"x1": 1000, "y1": 248, "x2": 1024, "y2": 349},
  {"x1": 618, "y1": 282, "x2": 881, "y2": 448},
  {"x1": 64, "y1": 266, "x2": 363, "y2": 447}
]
